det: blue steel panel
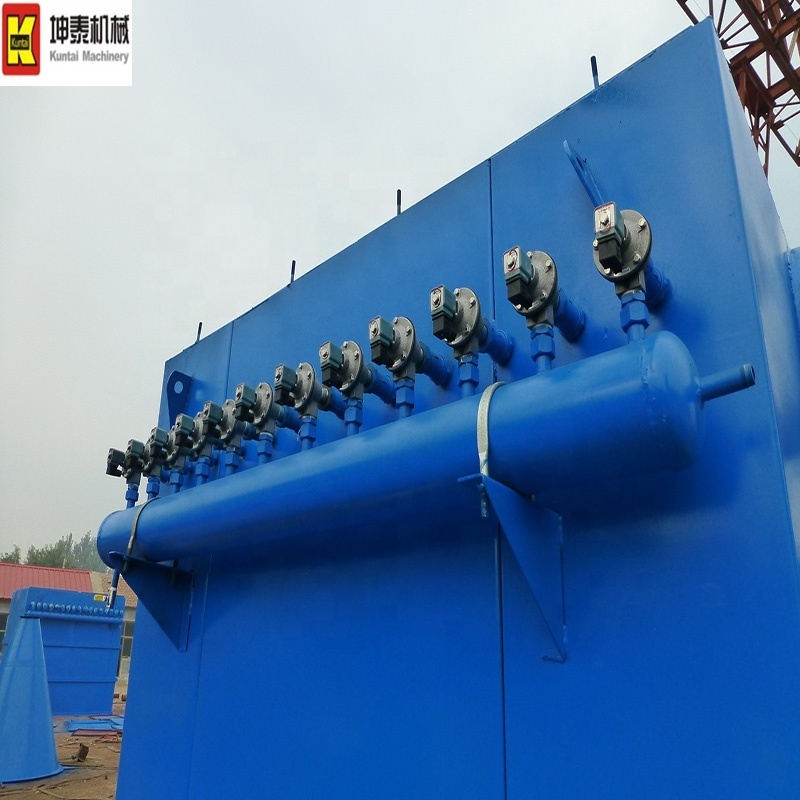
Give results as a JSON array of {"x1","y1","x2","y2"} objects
[
  {"x1": 187, "y1": 520, "x2": 505, "y2": 799},
  {"x1": 104, "y1": 20, "x2": 800, "y2": 800},
  {"x1": 720, "y1": 65, "x2": 800, "y2": 548},
  {"x1": 489, "y1": 21, "x2": 800, "y2": 797}
]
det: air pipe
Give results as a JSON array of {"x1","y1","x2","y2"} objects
[{"x1": 98, "y1": 331, "x2": 754, "y2": 566}]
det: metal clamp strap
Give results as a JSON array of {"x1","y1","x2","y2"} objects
[
  {"x1": 477, "y1": 381, "x2": 505, "y2": 478},
  {"x1": 126, "y1": 496, "x2": 159, "y2": 560}
]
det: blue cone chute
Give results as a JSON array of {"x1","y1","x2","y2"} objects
[{"x1": 0, "y1": 618, "x2": 63, "y2": 784}]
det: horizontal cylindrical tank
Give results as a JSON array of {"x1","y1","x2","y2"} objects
[{"x1": 98, "y1": 332, "x2": 741, "y2": 565}]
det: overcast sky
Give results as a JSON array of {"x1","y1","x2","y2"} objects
[{"x1": 0, "y1": 0, "x2": 797, "y2": 559}]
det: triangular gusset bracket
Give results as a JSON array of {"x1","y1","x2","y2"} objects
[
  {"x1": 459, "y1": 474, "x2": 566, "y2": 662},
  {"x1": 108, "y1": 551, "x2": 193, "y2": 653}
]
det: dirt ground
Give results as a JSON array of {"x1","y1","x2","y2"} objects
[{"x1": 0, "y1": 701, "x2": 125, "y2": 800}]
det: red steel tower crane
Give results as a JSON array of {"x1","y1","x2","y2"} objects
[{"x1": 676, "y1": 0, "x2": 800, "y2": 175}]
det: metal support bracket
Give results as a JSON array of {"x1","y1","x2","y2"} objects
[
  {"x1": 459, "y1": 473, "x2": 566, "y2": 663},
  {"x1": 108, "y1": 551, "x2": 193, "y2": 653},
  {"x1": 167, "y1": 370, "x2": 193, "y2": 423}
]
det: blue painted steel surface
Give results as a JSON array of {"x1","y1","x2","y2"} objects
[
  {"x1": 4, "y1": 587, "x2": 125, "y2": 716},
  {"x1": 0, "y1": 618, "x2": 63, "y2": 783},
  {"x1": 99, "y1": 20, "x2": 800, "y2": 799}
]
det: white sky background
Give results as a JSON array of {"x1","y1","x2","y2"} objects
[{"x1": 0, "y1": 0, "x2": 797, "y2": 557}]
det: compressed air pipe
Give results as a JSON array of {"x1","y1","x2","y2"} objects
[{"x1": 98, "y1": 332, "x2": 753, "y2": 566}]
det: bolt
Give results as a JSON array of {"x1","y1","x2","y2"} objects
[
  {"x1": 465, "y1": 324, "x2": 471, "y2": 333},
  {"x1": 515, "y1": 304, "x2": 523, "y2": 311},
  {"x1": 638, "y1": 217, "x2": 646, "y2": 229},
  {"x1": 505, "y1": 250, "x2": 517, "y2": 271},
  {"x1": 540, "y1": 290, "x2": 547, "y2": 300},
  {"x1": 400, "y1": 351, "x2": 406, "y2": 360},
  {"x1": 455, "y1": 289, "x2": 460, "y2": 297},
  {"x1": 393, "y1": 317, "x2": 398, "y2": 325},
  {"x1": 468, "y1": 296, "x2": 476, "y2": 307},
  {"x1": 321, "y1": 348, "x2": 329, "y2": 359},
  {"x1": 593, "y1": 239, "x2": 599, "y2": 249},
  {"x1": 604, "y1": 267, "x2": 611, "y2": 275},
  {"x1": 432, "y1": 291, "x2": 441, "y2": 308},
  {"x1": 600, "y1": 211, "x2": 609, "y2": 226},
  {"x1": 370, "y1": 323, "x2": 378, "y2": 337},
  {"x1": 545, "y1": 259, "x2": 552, "y2": 270},
  {"x1": 633, "y1": 253, "x2": 641, "y2": 263},
  {"x1": 405, "y1": 325, "x2": 411, "y2": 335},
  {"x1": 353, "y1": 350, "x2": 360, "y2": 359}
]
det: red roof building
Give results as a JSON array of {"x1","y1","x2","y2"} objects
[{"x1": 0, "y1": 562, "x2": 93, "y2": 601}]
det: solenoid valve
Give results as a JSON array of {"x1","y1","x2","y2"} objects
[
  {"x1": 592, "y1": 202, "x2": 653, "y2": 294},
  {"x1": 166, "y1": 413, "x2": 195, "y2": 468},
  {"x1": 218, "y1": 393, "x2": 256, "y2": 452},
  {"x1": 369, "y1": 316, "x2": 452, "y2": 386},
  {"x1": 320, "y1": 340, "x2": 396, "y2": 404},
  {"x1": 430, "y1": 285, "x2": 513, "y2": 364},
  {"x1": 503, "y1": 248, "x2": 585, "y2": 341},
  {"x1": 142, "y1": 427, "x2": 169, "y2": 478},
  {"x1": 106, "y1": 438, "x2": 145, "y2": 483},
  {"x1": 190, "y1": 402, "x2": 224, "y2": 457},
  {"x1": 274, "y1": 363, "x2": 346, "y2": 419}
]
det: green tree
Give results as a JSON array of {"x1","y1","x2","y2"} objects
[
  {"x1": 0, "y1": 544, "x2": 21, "y2": 564},
  {"x1": 26, "y1": 534, "x2": 74, "y2": 568},
  {"x1": 24, "y1": 532, "x2": 105, "y2": 571},
  {"x1": 70, "y1": 532, "x2": 105, "y2": 571}
]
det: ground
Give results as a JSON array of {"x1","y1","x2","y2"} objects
[{"x1": 0, "y1": 700, "x2": 125, "y2": 800}]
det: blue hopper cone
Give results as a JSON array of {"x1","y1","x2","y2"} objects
[{"x1": 0, "y1": 617, "x2": 63, "y2": 783}]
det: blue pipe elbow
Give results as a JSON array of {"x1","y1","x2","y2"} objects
[
  {"x1": 479, "y1": 319, "x2": 514, "y2": 365},
  {"x1": 365, "y1": 366, "x2": 396, "y2": 406},
  {"x1": 419, "y1": 343, "x2": 452, "y2": 387},
  {"x1": 554, "y1": 289, "x2": 586, "y2": 342},
  {"x1": 324, "y1": 386, "x2": 347, "y2": 419}
]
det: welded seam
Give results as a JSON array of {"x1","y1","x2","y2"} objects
[
  {"x1": 488, "y1": 157, "x2": 509, "y2": 799},
  {"x1": 496, "y1": 529, "x2": 510, "y2": 800},
  {"x1": 488, "y1": 160, "x2": 500, "y2": 386},
  {"x1": 185, "y1": 555, "x2": 211, "y2": 798}
]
